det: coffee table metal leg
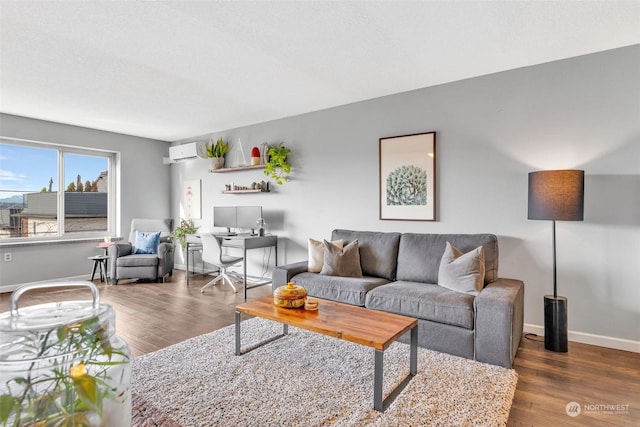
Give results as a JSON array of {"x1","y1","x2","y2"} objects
[
  {"x1": 374, "y1": 349, "x2": 384, "y2": 411},
  {"x1": 235, "y1": 311, "x2": 241, "y2": 356},
  {"x1": 373, "y1": 324, "x2": 419, "y2": 412},
  {"x1": 410, "y1": 325, "x2": 418, "y2": 374},
  {"x1": 235, "y1": 315, "x2": 289, "y2": 356}
]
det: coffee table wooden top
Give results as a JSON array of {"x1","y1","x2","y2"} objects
[{"x1": 236, "y1": 296, "x2": 417, "y2": 351}]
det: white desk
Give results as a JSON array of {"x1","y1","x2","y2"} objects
[
  {"x1": 219, "y1": 234, "x2": 278, "y2": 300},
  {"x1": 187, "y1": 234, "x2": 277, "y2": 299}
]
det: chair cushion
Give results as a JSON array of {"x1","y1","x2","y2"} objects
[
  {"x1": 290, "y1": 272, "x2": 390, "y2": 306},
  {"x1": 117, "y1": 254, "x2": 159, "y2": 267},
  {"x1": 365, "y1": 281, "x2": 476, "y2": 329},
  {"x1": 134, "y1": 231, "x2": 161, "y2": 254},
  {"x1": 128, "y1": 218, "x2": 173, "y2": 244}
]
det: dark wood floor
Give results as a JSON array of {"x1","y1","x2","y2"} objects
[{"x1": 2, "y1": 271, "x2": 638, "y2": 426}]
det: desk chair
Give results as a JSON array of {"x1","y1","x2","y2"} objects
[{"x1": 200, "y1": 234, "x2": 243, "y2": 293}]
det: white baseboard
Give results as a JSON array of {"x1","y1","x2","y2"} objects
[{"x1": 524, "y1": 323, "x2": 639, "y2": 353}]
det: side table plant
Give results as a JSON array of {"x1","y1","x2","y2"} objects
[{"x1": 170, "y1": 219, "x2": 199, "y2": 249}]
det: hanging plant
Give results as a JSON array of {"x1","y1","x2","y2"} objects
[{"x1": 264, "y1": 142, "x2": 291, "y2": 185}]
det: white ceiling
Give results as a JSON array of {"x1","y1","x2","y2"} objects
[{"x1": 1, "y1": 1, "x2": 639, "y2": 142}]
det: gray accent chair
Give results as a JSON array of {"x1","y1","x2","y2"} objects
[
  {"x1": 273, "y1": 229, "x2": 524, "y2": 368},
  {"x1": 108, "y1": 218, "x2": 174, "y2": 285}
]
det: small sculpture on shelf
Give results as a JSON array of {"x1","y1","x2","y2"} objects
[
  {"x1": 251, "y1": 147, "x2": 261, "y2": 165},
  {"x1": 251, "y1": 181, "x2": 269, "y2": 192}
]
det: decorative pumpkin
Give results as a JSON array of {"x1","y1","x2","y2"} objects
[{"x1": 273, "y1": 282, "x2": 307, "y2": 308}]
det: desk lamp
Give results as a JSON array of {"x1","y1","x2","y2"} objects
[{"x1": 528, "y1": 170, "x2": 584, "y2": 352}]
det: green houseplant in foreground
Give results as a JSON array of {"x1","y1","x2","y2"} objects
[
  {"x1": 0, "y1": 316, "x2": 129, "y2": 427},
  {"x1": 170, "y1": 219, "x2": 199, "y2": 248},
  {"x1": 264, "y1": 142, "x2": 291, "y2": 185}
]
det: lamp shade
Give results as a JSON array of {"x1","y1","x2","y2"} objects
[{"x1": 528, "y1": 170, "x2": 584, "y2": 221}]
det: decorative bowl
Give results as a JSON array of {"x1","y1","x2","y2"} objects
[{"x1": 274, "y1": 282, "x2": 307, "y2": 308}]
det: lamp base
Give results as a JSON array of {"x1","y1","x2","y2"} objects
[{"x1": 544, "y1": 295, "x2": 568, "y2": 352}]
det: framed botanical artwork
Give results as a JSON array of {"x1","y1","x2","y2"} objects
[
  {"x1": 379, "y1": 131, "x2": 436, "y2": 221},
  {"x1": 182, "y1": 179, "x2": 202, "y2": 219}
]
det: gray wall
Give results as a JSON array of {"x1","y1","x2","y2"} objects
[
  {"x1": 0, "y1": 114, "x2": 171, "y2": 289},
  {"x1": 172, "y1": 45, "x2": 640, "y2": 346}
]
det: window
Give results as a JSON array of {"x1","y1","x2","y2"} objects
[{"x1": 0, "y1": 138, "x2": 117, "y2": 241}]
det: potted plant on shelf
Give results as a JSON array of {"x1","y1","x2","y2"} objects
[
  {"x1": 264, "y1": 142, "x2": 291, "y2": 185},
  {"x1": 170, "y1": 219, "x2": 199, "y2": 248},
  {"x1": 206, "y1": 137, "x2": 229, "y2": 169}
]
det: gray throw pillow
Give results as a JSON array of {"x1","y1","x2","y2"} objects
[
  {"x1": 308, "y1": 238, "x2": 344, "y2": 273},
  {"x1": 320, "y1": 239, "x2": 363, "y2": 277},
  {"x1": 438, "y1": 242, "x2": 485, "y2": 295}
]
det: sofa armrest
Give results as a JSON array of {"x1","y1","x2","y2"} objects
[
  {"x1": 272, "y1": 261, "x2": 309, "y2": 291},
  {"x1": 157, "y1": 243, "x2": 175, "y2": 277},
  {"x1": 474, "y1": 278, "x2": 524, "y2": 368}
]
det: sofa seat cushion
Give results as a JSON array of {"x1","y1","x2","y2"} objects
[
  {"x1": 364, "y1": 281, "x2": 476, "y2": 329},
  {"x1": 290, "y1": 272, "x2": 391, "y2": 306},
  {"x1": 117, "y1": 254, "x2": 159, "y2": 267}
]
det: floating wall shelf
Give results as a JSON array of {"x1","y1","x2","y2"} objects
[
  {"x1": 222, "y1": 189, "x2": 270, "y2": 194},
  {"x1": 209, "y1": 165, "x2": 266, "y2": 173}
]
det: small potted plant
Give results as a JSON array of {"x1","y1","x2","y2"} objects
[
  {"x1": 170, "y1": 219, "x2": 199, "y2": 248},
  {"x1": 264, "y1": 142, "x2": 291, "y2": 185},
  {"x1": 206, "y1": 137, "x2": 229, "y2": 169}
]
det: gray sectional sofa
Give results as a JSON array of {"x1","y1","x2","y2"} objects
[{"x1": 272, "y1": 229, "x2": 524, "y2": 368}]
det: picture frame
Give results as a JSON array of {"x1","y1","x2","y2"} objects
[
  {"x1": 182, "y1": 179, "x2": 202, "y2": 219},
  {"x1": 379, "y1": 131, "x2": 436, "y2": 221}
]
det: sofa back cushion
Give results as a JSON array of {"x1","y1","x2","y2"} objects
[
  {"x1": 396, "y1": 233, "x2": 498, "y2": 285},
  {"x1": 331, "y1": 229, "x2": 401, "y2": 280}
]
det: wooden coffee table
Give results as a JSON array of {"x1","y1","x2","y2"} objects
[{"x1": 235, "y1": 296, "x2": 418, "y2": 412}]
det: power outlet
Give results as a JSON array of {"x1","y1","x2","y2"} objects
[{"x1": 3, "y1": 253, "x2": 12, "y2": 262}]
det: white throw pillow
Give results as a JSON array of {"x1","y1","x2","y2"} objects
[
  {"x1": 308, "y1": 238, "x2": 343, "y2": 272},
  {"x1": 438, "y1": 242, "x2": 485, "y2": 295}
]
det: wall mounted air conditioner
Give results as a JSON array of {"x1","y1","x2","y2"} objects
[{"x1": 169, "y1": 141, "x2": 208, "y2": 162}]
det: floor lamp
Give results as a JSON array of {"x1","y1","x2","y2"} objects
[{"x1": 528, "y1": 170, "x2": 584, "y2": 352}]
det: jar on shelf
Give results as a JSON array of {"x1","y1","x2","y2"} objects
[{"x1": 0, "y1": 281, "x2": 131, "y2": 427}]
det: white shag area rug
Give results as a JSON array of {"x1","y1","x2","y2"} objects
[{"x1": 132, "y1": 317, "x2": 517, "y2": 427}]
